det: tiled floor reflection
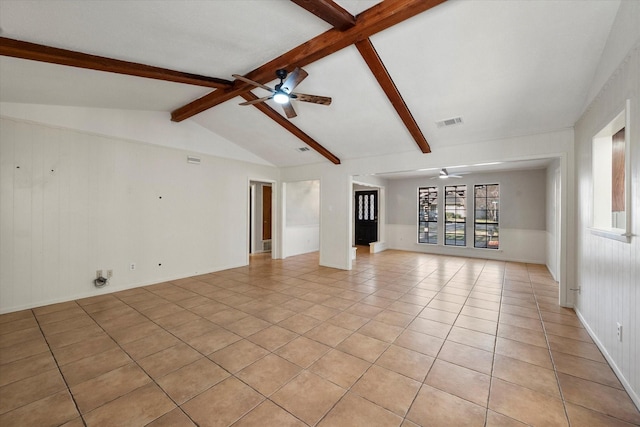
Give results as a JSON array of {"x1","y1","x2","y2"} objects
[{"x1": 1, "y1": 250, "x2": 639, "y2": 426}]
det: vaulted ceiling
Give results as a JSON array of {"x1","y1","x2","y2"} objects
[{"x1": 0, "y1": 0, "x2": 621, "y2": 167}]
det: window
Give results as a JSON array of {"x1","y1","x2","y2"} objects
[
  {"x1": 445, "y1": 185, "x2": 466, "y2": 246},
  {"x1": 592, "y1": 99, "x2": 631, "y2": 242},
  {"x1": 474, "y1": 184, "x2": 499, "y2": 249},
  {"x1": 418, "y1": 187, "x2": 438, "y2": 244},
  {"x1": 357, "y1": 192, "x2": 375, "y2": 221}
]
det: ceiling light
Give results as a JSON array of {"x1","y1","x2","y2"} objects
[
  {"x1": 273, "y1": 92, "x2": 289, "y2": 104},
  {"x1": 474, "y1": 162, "x2": 503, "y2": 166}
]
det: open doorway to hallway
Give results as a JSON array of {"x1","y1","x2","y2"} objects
[{"x1": 249, "y1": 181, "x2": 273, "y2": 255}]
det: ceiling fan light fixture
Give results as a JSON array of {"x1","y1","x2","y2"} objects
[
  {"x1": 273, "y1": 92, "x2": 289, "y2": 104},
  {"x1": 235, "y1": 67, "x2": 330, "y2": 118}
]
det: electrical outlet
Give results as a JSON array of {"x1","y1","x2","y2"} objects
[
  {"x1": 96, "y1": 270, "x2": 103, "y2": 279},
  {"x1": 107, "y1": 270, "x2": 113, "y2": 279},
  {"x1": 130, "y1": 263, "x2": 136, "y2": 271},
  {"x1": 617, "y1": 322, "x2": 623, "y2": 342}
]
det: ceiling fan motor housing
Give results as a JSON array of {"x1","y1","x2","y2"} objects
[{"x1": 276, "y1": 69, "x2": 288, "y2": 80}]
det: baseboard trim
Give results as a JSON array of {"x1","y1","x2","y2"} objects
[
  {"x1": 574, "y1": 308, "x2": 640, "y2": 411},
  {"x1": 0, "y1": 262, "x2": 247, "y2": 314}
]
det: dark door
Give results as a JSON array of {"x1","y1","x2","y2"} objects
[
  {"x1": 355, "y1": 190, "x2": 378, "y2": 245},
  {"x1": 262, "y1": 186, "x2": 272, "y2": 241}
]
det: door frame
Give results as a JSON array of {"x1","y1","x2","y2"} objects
[
  {"x1": 352, "y1": 181, "x2": 385, "y2": 251},
  {"x1": 247, "y1": 179, "x2": 278, "y2": 263}
]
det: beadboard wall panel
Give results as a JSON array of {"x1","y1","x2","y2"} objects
[
  {"x1": 0, "y1": 117, "x2": 278, "y2": 313},
  {"x1": 574, "y1": 42, "x2": 639, "y2": 406}
]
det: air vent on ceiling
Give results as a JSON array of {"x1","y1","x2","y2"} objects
[
  {"x1": 187, "y1": 155, "x2": 201, "y2": 164},
  {"x1": 296, "y1": 147, "x2": 310, "y2": 152},
  {"x1": 436, "y1": 116, "x2": 464, "y2": 128}
]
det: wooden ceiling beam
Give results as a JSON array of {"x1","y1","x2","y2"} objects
[
  {"x1": 355, "y1": 38, "x2": 431, "y2": 153},
  {"x1": 0, "y1": 37, "x2": 233, "y2": 89},
  {"x1": 171, "y1": 0, "x2": 446, "y2": 122},
  {"x1": 241, "y1": 92, "x2": 341, "y2": 165},
  {"x1": 291, "y1": 0, "x2": 356, "y2": 31}
]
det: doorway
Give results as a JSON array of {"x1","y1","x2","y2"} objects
[
  {"x1": 249, "y1": 181, "x2": 273, "y2": 254},
  {"x1": 354, "y1": 190, "x2": 378, "y2": 246}
]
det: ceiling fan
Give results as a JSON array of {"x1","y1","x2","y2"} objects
[
  {"x1": 233, "y1": 67, "x2": 331, "y2": 119},
  {"x1": 431, "y1": 168, "x2": 464, "y2": 179}
]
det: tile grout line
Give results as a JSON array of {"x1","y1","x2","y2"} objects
[
  {"x1": 5, "y1": 252, "x2": 635, "y2": 426},
  {"x1": 118, "y1": 280, "x2": 319, "y2": 424},
  {"x1": 486, "y1": 264, "x2": 541, "y2": 426},
  {"x1": 529, "y1": 264, "x2": 572, "y2": 427},
  {"x1": 385, "y1": 257, "x2": 473, "y2": 426},
  {"x1": 482, "y1": 260, "x2": 506, "y2": 427},
  {"x1": 30, "y1": 306, "x2": 87, "y2": 427},
  {"x1": 396, "y1": 258, "x2": 499, "y2": 426},
  {"x1": 80, "y1": 292, "x2": 207, "y2": 425},
  {"x1": 286, "y1": 256, "x2": 463, "y2": 426},
  {"x1": 108, "y1": 289, "x2": 241, "y2": 425},
  {"x1": 117, "y1": 271, "x2": 372, "y2": 426},
  {"x1": 151, "y1": 274, "x2": 350, "y2": 425}
]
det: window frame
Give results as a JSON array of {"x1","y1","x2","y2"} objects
[
  {"x1": 444, "y1": 184, "x2": 467, "y2": 247},
  {"x1": 418, "y1": 186, "x2": 438, "y2": 244},
  {"x1": 473, "y1": 183, "x2": 500, "y2": 249},
  {"x1": 590, "y1": 99, "x2": 632, "y2": 243}
]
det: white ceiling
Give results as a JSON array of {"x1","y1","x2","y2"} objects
[{"x1": 0, "y1": 0, "x2": 621, "y2": 167}]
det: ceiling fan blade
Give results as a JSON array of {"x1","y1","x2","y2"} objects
[
  {"x1": 281, "y1": 67, "x2": 308, "y2": 94},
  {"x1": 282, "y1": 102, "x2": 297, "y2": 119},
  {"x1": 232, "y1": 74, "x2": 274, "y2": 92},
  {"x1": 238, "y1": 95, "x2": 273, "y2": 106},
  {"x1": 293, "y1": 93, "x2": 332, "y2": 106}
]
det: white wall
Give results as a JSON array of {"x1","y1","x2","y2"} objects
[
  {"x1": 573, "y1": 22, "x2": 640, "y2": 407},
  {"x1": 283, "y1": 180, "x2": 320, "y2": 257},
  {"x1": 0, "y1": 103, "x2": 272, "y2": 166},
  {"x1": 384, "y1": 169, "x2": 548, "y2": 264},
  {"x1": 0, "y1": 117, "x2": 278, "y2": 313}
]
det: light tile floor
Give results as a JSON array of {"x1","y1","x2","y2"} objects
[{"x1": 1, "y1": 250, "x2": 639, "y2": 426}]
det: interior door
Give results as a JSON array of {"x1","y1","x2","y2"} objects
[
  {"x1": 355, "y1": 190, "x2": 378, "y2": 245},
  {"x1": 262, "y1": 185, "x2": 272, "y2": 240}
]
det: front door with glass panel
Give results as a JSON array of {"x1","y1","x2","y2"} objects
[{"x1": 355, "y1": 190, "x2": 378, "y2": 245}]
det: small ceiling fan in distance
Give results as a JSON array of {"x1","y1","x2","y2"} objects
[
  {"x1": 233, "y1": 67, "x2": 331, "y2": 119},
  {"x1": 431, "y1": 168, "x2": 464, "y2": 179}
]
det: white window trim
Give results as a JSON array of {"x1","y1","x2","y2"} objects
[{"x1": 590, "y1": 99, "x2": 633, "y2": 243}]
